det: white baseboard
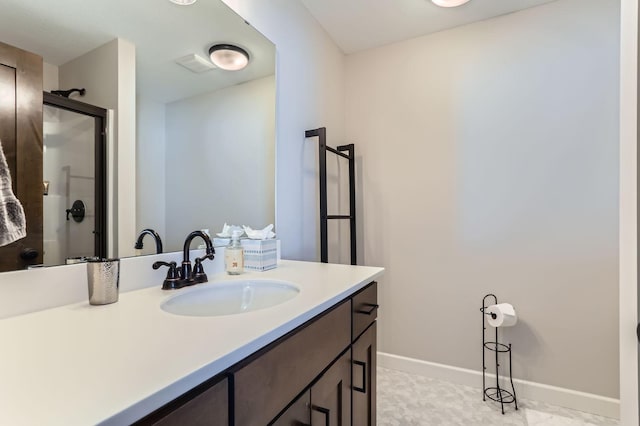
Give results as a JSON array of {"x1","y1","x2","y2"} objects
[{"x1": 378, "y1": 352, "x2": 620, "y2": 420}]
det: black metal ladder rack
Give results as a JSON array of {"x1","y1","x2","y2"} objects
[{"x1": 305, "y1": 127, "x2": 357, "y2": 265}]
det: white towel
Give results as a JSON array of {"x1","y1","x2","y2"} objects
[{"x1": 0, "y1": 140, "x2": 26, "y2": 247}]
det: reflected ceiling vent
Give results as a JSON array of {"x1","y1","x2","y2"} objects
[{"x1": 175, "y1": 54, "x2": 216, "y2": 73}]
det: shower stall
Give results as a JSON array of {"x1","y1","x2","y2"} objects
[{"x1": 42, "y1": 92, "x2": 107, "y2": 266}]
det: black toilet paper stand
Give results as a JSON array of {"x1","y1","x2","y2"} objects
[{"x1": 481, "y1": 294, "x2": 518, "y2": 415}]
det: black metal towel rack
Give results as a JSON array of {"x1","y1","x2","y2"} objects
[{"x1": 305, "y1": 127, "x2": 357, "y2": 265}]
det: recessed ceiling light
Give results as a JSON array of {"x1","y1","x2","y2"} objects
[
  {"x1": 169, "y1": 0, "x2": 197, "y2": 5},
  {"x1": 431, "y1": 0, "x2": 471, "y2": 7},
  {"x1": 208, "y1": 44, "x2": 250, "y2": 71}
]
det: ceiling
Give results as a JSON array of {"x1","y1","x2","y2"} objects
[
  {"x1": 0, "y1": 0, "x2": 275, "y2": 103},
  {"x1": 300, "y1": 0, "x2": 558, "y2": 54},
  {"x1": 0, "y1": 0, "x2": 560, "y2": 101}
]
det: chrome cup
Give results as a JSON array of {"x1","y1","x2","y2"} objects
[{"x1": 86, "y1": 258, "x2": 120, "y2": 305}]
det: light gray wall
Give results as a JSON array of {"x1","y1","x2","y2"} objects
[
  {"x1": 60, "y1": 38, "x2": 137, "y2": 258},
  {"x1": 346, "y1": 0, "x2": 620, "y2": 397},
  {"x1": 136, "y1": 96, "x2": 166, "y2": 254},
  {"x1": 222, "y1": 0, "x2": 346, "y2": 261},
  {"x1": 164, "y1": 76, "x2": 275, "y2": 251},
  {"x1": 42, "y1": 62, "x2": 58, "y2": 92},
  {"x1": 326, "y1": 153, "x2": 354, "y2": 265}
]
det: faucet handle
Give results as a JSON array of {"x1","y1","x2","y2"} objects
[
  {"x1": 192, "y1": 254, "x2": 214, "y2": 284},
  {"x1": 153, "y1": 260, "x2": 177, "y2": 272},
  {"x1": 153, "y1": 261, "x2": 181, "y2": 290},
  {"x1": 197, "y1": 253, "x2": 215, "y2": 262}
]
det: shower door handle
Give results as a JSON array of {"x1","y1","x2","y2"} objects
[{"x1": 20, "y1": 248, "x2": 39, "y2": 260}]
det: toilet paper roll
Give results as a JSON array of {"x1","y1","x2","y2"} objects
[{"x1": 485, "y1": 303, "x2": 517, "y2": 327}]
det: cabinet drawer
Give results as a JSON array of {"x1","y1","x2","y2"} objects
[
  {"x1": 140, "y1": 376, "x2": 228, "y2": 426},
  {"x1": 352, "y1": 282, "x2": 378, "y2": 341},
  {"x1": 234, "y1": 301, "x2": 351, "y2": 426}
]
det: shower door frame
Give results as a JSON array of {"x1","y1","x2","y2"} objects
[{"x1": 43, "y1": 92, "x2": 107, "y2": 259}]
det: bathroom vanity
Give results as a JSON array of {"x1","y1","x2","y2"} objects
[
  {"x1": 140, "y1": 281, "x2": 377, "y2": 425},
  {"x1": 0, "y1": 260, "x2": 383, "y2": 425}
]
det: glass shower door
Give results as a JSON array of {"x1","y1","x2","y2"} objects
[{"x1": 42, "y1": 96, "x2": 106, "y2": 266}]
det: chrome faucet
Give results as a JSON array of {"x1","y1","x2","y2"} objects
[
  {"x1": 135, "y1": 229, "x2": 163, "y2": 254},
  {"x1": 153, "y1": 230, "x2": 215, "y2": 290}
]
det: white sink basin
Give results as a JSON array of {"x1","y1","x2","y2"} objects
[{"x1": 160, "y1": 280, "x2": 299, "y2": 317}]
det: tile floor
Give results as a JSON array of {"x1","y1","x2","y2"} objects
[{"x1": 377, "y1": 367, "x2": 619, "y2": 426}]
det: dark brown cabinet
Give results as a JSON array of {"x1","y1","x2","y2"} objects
[
  {"x1": 234, "y1": 301, "x2": 351, "y2": 425},
  {"x1": 352, "y1": 283, "x2": 378, "y2": 341},
  {"x1": 272, "y1": 390, "x2": 310, "y2": 426},
  {"x1": 311, "y1": 350, "x2": 351, "y2": 425},
  {"x1": 139, "y1": 376, "x2": 228, "y2": 426},
  {"x1": 137, "y1": 281, "x2": 378, "y2": 426},
  {"x1": 351, "y1": 282, "x2": 378, "y2": 426},
  {"x1": 352, "y1": 322, "x2": 377, "y2": 426},
  {"x1": 0, "y1": 41, "x2": 43, "y2": 272}
]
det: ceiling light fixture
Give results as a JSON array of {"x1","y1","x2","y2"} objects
[
  {"x1": 169, "y1": 0, "x2": 197, "y2": 5},
  {"x1": 208, "y1": 44, "x2": 250, "y2": 71},
  {"x1": 431, "y1": 0, "x2": 471, "y2": 7}
]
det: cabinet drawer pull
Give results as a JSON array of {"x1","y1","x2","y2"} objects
[
  {"x1": 353, "y1": 360, "x2": 367, "y2": 393},
  {"x1": 311, "y1": 405, "x2": 330, "y2": 426},
  {"x1": 357, "y1": 303, "x2": 378, "y2": 315}
]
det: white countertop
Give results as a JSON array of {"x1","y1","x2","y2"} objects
[{"x1": 0, "y1": 260, "x2": 383, "y2": 425}]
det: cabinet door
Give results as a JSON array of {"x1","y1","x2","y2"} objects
[
  {"x1": 352, "y1": 322, "x2": 377, "y2": 426},
  {"x1": 310, "y1": 350, "x2": 351, "y2": 425},
  {"x1": 0, "y1": 41, "x2": 43, "y2": 271},
  {"x1": 271, "y1": 390, "x2": 310, "y2": 426}
]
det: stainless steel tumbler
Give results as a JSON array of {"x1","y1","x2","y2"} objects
[{"x1": 87, "y1": 258, "x2": 120, "y2": 305}]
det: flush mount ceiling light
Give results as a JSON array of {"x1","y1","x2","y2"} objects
[
  {"x1": 169, "y1": 0, "x2": 197, "y2": 5},
  {"x1": 208, "y1": 44, "x2": 250, "y2": 71},
  {"x1": 431, "y1": 0, "x2": 471, "y2": 7}
]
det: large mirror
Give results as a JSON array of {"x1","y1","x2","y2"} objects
[{"x1": 0, "y1": 0, "x2": 276, "y2": 271}]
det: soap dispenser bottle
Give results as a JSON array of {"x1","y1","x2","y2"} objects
[{"x1": 225, "y1": 230, "x2": 244, "y2": 275}]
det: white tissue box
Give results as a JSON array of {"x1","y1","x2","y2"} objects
[
  {"x1": 241, "y1": 239, "x2": 278, "y2": 272},
  {"x1": 213, "y1": 237, "x2": 231, "y2": 247}
]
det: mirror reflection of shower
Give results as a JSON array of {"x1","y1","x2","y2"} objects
[{"x1": 42, "y1": 92, "x2": 107, "y2": 266}]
